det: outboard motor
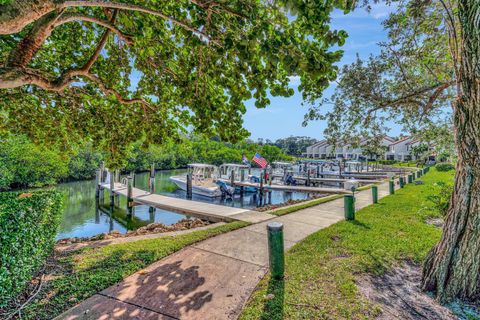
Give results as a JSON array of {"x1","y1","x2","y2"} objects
[
  {"x1": 216, "y1": 180, "x2": 235, "y2": 198},
  {"x1": 249, "y1": 175, "x2": 260, "y2": 183},
  {"x1": 285, "y1": 174, "x2": 297, "y2": 186}
]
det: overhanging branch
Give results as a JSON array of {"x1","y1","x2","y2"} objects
[{"x1": 54, "y1": 13, "x2": 133, "y2": 45}]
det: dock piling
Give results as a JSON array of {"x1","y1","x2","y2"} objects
[
  {"x1": 259, "y1": 174, "x2": 264, "y2": 196},
  {"x1": 230, "y1": 170, "x2": 235, "y2": 188},
  {"x1": 95, "y1": 169, "x2": 101, "y2": 199},
  {"x1": 267, "y1": 222, "x2": 285, "y2": 280},
  {"x1": 100, "y1": 161, "x2": 105, "y2": 183},
  {"x1": 127, "y1": 176, "x2": 133, "y2": 213},
  {"x1": 149, "y1": 164, "x2": 155, "y2": 193},
  {"x1": 109, "y1": 170, "x2": 115, "y2": 206},
  {"x1": 186, "y1": 173, "x2": 193, "y2": 199}
]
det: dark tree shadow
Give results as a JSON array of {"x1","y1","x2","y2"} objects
[
  {"x1": 260, "y1": 277, "x2": 285, "y2": 320},
  {"x1": 100, "y1": 258, "x2": 213, "y2": 318}
]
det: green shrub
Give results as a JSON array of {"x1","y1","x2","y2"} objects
[
  {"x1": 378, "y1": 160, "x2": 397, "y2": 165},
  {"x1": 67, "y1": 147, "x2": 102, "y2": 181},
  {"x1": 427, "y1": 181, "x2": 453, "y2": 216},
  {"x1": 436, "y1": 162, "x2": 455, "y2": 172},
  {"x1": 0, "y1": 135, "x2": 68, "y2": 189},
  {"x1": 0, "y1": 191, "x2": 63, "y2": 307}
]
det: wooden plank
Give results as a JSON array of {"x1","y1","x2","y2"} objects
[
  {"x1": 271, "y1": 175, "x2": 383, "y2": 184},
  {"x1": 101, "y1": 183, "x2": 252, "y2": 222},
  {"x1": 217, "y1": 179, "x2": 350, "y2": 194}
]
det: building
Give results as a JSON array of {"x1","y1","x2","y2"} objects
[{"x1": 304, "y1": 136, "x2": 423, "y2": 161}]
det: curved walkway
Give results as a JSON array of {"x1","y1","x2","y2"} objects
[{"x1": 57, "y1": 181, "x2": 394, "y2": 320}]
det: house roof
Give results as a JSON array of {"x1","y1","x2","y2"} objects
[
  {"x1": 311, "y1": 140, "x2": 330, "y2": 148},
  {"x1": 406, "y1": 139, "x2": 420, "y2": 145},
  {"x1": 389, "y1": 137, "x2": 411, "y2": 146}
]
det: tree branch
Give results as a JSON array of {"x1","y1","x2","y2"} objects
[
  {"x1": 60, "y1": 0, "x2": 220, "y2": 45},
  {"x1": 5, "y1": 11, "x2": 62, "y2": 68},
  {"x1": 189, "y1": 0, "x2": 247, "y2": 19},
  {"x1": 82, "y1": 73, "x2": 151, "y2": 109},
  {"x1": 363, "y1": 81, "x2": 455, "y2": 119},
  {"x1": 1, "y1": 0, "x2": 220, "y2": 45},
  {"x1": 54, "y1": 12, "x2": 133, "y2": 45}
]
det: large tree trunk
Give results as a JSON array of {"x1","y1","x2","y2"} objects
[{"x1": 421, "y1": 0, "x2": 480, "y2": 303}]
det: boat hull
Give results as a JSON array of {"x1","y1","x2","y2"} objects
[{"x1": 169, "y1": 176, "x2": 222, "y2": 198}]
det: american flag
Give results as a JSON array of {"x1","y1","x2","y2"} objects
[{"x1": 252, "y1": 153, "x2": 267, "y2": 168}]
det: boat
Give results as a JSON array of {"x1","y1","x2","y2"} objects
[
  {"x1": 219, "y1": 163, "x2": 250, "y2": 180},
  {"x1": 169, "y1": 164, "x2": 223, "y2": 197},
  {"x1": 218, "y1": 163, "x2": 257, "y2": 193}
]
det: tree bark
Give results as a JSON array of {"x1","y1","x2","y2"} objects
[{"x1": 421, "y1": 0, "x2": 480, "y2": 303}]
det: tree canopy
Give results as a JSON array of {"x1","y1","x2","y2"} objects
[
  {"x1": 304, "y1": 0, "x2": 480, "y2": 303},
  {"x1": 304, "y1": 0, "x2": 455, "y2": 143},
  {"x1": 0, "y1": 0, "x2": 352, "y2": 167}
]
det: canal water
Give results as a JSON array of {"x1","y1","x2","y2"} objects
[{"x1": 56, "y1": 169, "x2": 311, "y2": 239}]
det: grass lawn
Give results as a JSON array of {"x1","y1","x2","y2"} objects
[
  {"x1": 240, "y1": 169, "x2": 453, "y2": 319},
  {"x1": 3, "y1": 221, "x2": 248, "y2": 320}
]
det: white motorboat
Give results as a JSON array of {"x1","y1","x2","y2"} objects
[
  {"x1": 218, "y1": 163, "x2": 257, "y2": 193},
  {"x1": 219, "y1": 163, "x2": 250, "y2": 180},
  {"x1": 169, "y1": 164, "x2": 222, "y2": 197}
]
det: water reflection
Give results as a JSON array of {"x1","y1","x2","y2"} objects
[{"x1": 55, "y1": 169, "x2": 310, "y2": 239}]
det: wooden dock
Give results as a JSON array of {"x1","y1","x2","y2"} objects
[
  {"x1": 217, "y1": 179, "x2": 353, "y2": 194},
  {"x1": 271, "y1": 175, "x2": 383, "y2": 184},
  {"x1": 101, "y1": 183, "x2": 256, "y2": 222}
]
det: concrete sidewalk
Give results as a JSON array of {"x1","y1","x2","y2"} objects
[{"x1": 58, "y1": 182, "x2": 395, "y2": 320}]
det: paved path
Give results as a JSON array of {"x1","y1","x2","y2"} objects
[{"x1": 58, "y1": 181, "x2": 395, "y2": 320}]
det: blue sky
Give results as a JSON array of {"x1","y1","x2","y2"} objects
[{"x1": 243, "y1": 4, "x2": 400, "y2": 141}]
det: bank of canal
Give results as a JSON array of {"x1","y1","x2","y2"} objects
[{"x1": 56, "y1": 169, "x2": 311, "y2": 239}]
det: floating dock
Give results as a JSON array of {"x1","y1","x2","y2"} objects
[
  {"x1": 271, "y1": 175, "x2": 383, "y2": 184},
  {"x1": 101, "y1": 183, "x2": 255, "y2": 222},
  {"x1": 217, "y1": 179, "x2": 353, "y2": 194}
]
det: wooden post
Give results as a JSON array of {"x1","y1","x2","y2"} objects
[
  {"x1": 131, "y1": 172, "x2": 136, "y2": 187},
  {"x1": 240, "y1": 169, "x2": 245, "y2": 182},
  {"x1": 316, "y1": 165, "x2": 320, "y2": 178},
  {"x1": 100, "y1": 161, "x2": 105, "y2": 183},
  {"x1": 186, "y1": 172, "x2": 193, "y2": 199},
  {"x1": 95, "y1": 169, "x2": 101, "y2": 199},
  {"x1": 260, "y1": 174, "x2": 264, "y2": 196},
  {"x1": 268, "y1": 168, "x2": 273, "y2": 186},
  {"x1": 109, "y1": 170, "x2": 115, "y2": 207},
  {"x1": 127, "y1": 176, "x2": 133, "y2": 214},
  {"x1": 149, "y1": 206, "x2": 155, "y2": 221},
  {"x1": 149, "y1": 164, "x2": 155, "y2": 193},
  {"x1": 306, "y1": 169, "x2": 311, "y2": 186},
  {"x1": 230, "y1": 170, "x2": 235, "y2": 187},
  {"x1": 150, "y1": 163, "x2": 156, "y2": 178}
]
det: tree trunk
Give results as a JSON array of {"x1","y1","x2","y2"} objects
[{"x1": 421, "y1": 0, "x2": 480, "y2": 303}]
